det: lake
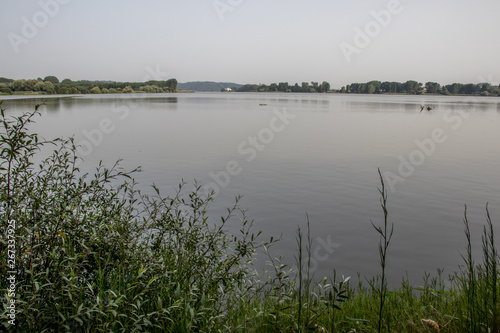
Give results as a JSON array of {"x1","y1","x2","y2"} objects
[{"x1": 2, "y1": 92, "x2": 500, "y2": 286}]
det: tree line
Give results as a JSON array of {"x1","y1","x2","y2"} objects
[
  {"x1": 2, "y1": 76, "x2": 498, "y2": 97},
  {"x1": 236, "y1": 81, "x2": 331, "y2": 93},
  {"x1": 340, "y1": 80, "x2": 500, "y2": 96},
  {"x1": 0, "y1": 76, "x2": 178, "y2": 95},
  {"x1": 232, "y1": 79, "x2": 500, "y2": 97}
]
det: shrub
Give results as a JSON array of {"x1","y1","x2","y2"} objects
[{"x1": 0, "y1": 103, "x2": 262, "y2": 332}]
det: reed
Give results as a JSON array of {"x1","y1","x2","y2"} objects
[
  {"x1": 481, "y1": 203, "x2": 498, "y2": 331},
  {"x1": 370, "y1": 168, "x2": 394, "y2": 332}
]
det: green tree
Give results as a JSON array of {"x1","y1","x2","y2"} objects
[
  {"x1": 122, "y1": 85, "x2": 134, "y2": 94},
  {"x1": 165, "y1": 78, "x2": 178, "y2": 92},
  {"x1": 479, "y1": 83, "x2": 491, "y2": 93},
  {"x1": 44, "y1": 76, "x2": 60, "y2": 84},
  {"x1": 9, "y1": 80, "x2": 27, "y2": 92},
  {"x1": 460, "y1": 83, "x2": 476, "y2": 95},
  {"x1": 350, "y1": 83, "x2": 361, "y2": 93},
  {"x1": 301, "y1": 82, "x2": 310, "y2": 93},
  {"x1": 380, "y1": 82, "x2": 391, "y2": 93},
  {"x1": 0, "y1": 83, "x2": 12, "y2": 94},
  {"x1": 425, "y1": 82, "x2": 441, "y2": 94},
  {"x1": 403, "y1": 80, "x2": 423, "y2": 94},
  {"x1": 366, "y1": 81, "x2": 381, "y2": 94},
  {"x1": 58, "y1": 87, "x2": 70, "y2": 94},
  {"x1": 89, "y1": 86, "x2": 101, "y2": 94},
  {"x1": 258, "y1": 84, "x2": 268, "y2": 92},
  {"x1": 380, "y1": 81, "x2": 403, "y2": 94},
  {"x1": 140, "y1": 85, "x2": 163, "y2": 93},
  {"x1": 446, "y1": 83, "x2": 463, "y2": 95},
  {"x1": 278, "y1": 82, "x2": 289, "y2": 92},
  {"x1": 26, "y1": 79, "x2": 39, "y2": 91},
  {"x1": 321, "y1": 81, "x2": 330, "y2": 92},
  {"x1": 34, "y1": 81, "x2": 55, "y2": 94},
  {"x1": 440, "y1": 86, "x2": 450, "y2": 95},
  {"x1": 489, "y1": 85, "x2": 500, "y2": 96}
]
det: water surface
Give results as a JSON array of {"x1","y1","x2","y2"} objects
[{"x1": 2, "y1": 92, "x2": 500, "y2": 285}]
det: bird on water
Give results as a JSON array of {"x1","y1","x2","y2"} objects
[{"x1": 420, "y1": 105, "x2": 434, "y2": 112}]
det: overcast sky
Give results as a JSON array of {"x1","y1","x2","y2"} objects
[{"x1": 1, "y1": 0, "x2": 500, "y2": 88}]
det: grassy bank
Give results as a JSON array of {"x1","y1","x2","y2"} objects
[{"x1": 1, "y1": 104, "x2": 499, "y2": 332}]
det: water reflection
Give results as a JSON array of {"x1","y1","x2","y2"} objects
[
  {"x1": 1, "y1": 97, "x2": 56, "y2": 111},
  {"x1": 145, "y1": 97, "x2": 178, "y2": 103},
  {"x1": 0, "y1": 94, "x2": 181, "y2": 113},
  {"x1": 60, "y1": 97, "x2": 79, "y2": 110},
  {"x1": 41, "y1": 98, "x2": 63, "y2": 113}
]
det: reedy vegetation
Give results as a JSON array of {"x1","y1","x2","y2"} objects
[
  {"x1": 370, "y1": 169, "x2": 394, "y2": 333},
  {"x1": 0, "y1": 104, "x2": 499, "y2": 332}
]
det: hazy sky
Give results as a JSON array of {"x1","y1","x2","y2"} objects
[{"x1": 1, "y1": 0, "x2": 500, "y2": 88}]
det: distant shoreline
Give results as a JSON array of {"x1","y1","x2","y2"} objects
[
  {"x1": 3, "y1": 90, "x2": 500, "y2": 100},
  {"x1": 1, "y1": 76, "x2": 499, "y2": 98}
]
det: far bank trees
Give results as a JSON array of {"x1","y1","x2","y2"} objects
[{"x1": 0, "y1": 76, "x2": 178, "y2": 95}]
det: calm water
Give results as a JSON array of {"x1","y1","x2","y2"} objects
[{"x1": 2, "y1": 92, "x2": 500, "y2": 285}]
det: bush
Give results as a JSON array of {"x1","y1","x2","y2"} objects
[
  {"x1": 0, "y1": 104, "x2": 262, "y2": 332},
  {"x1": 89, "y1": 86, "x2": 101, "y2": 94},
  {"x1": 122, "y1": 86, "x2": 134, "y2": 94},
  {"x1": 0, "y1": 83, "x2": 12, "y2": 95}
]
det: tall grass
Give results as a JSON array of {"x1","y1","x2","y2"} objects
[
  {"x1": 481, "y1": 203, "x2": 498, "y2": 332},
  {"x1": 1, "y1": 104, "x2": 499, "y2": 332},
  {"x1": 370, "y1": 168, "x2": 394, "y2": 333}
]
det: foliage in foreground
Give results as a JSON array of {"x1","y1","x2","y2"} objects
[{"x1": 1, "y1": 104, "x2": 499, "y2": 332}]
